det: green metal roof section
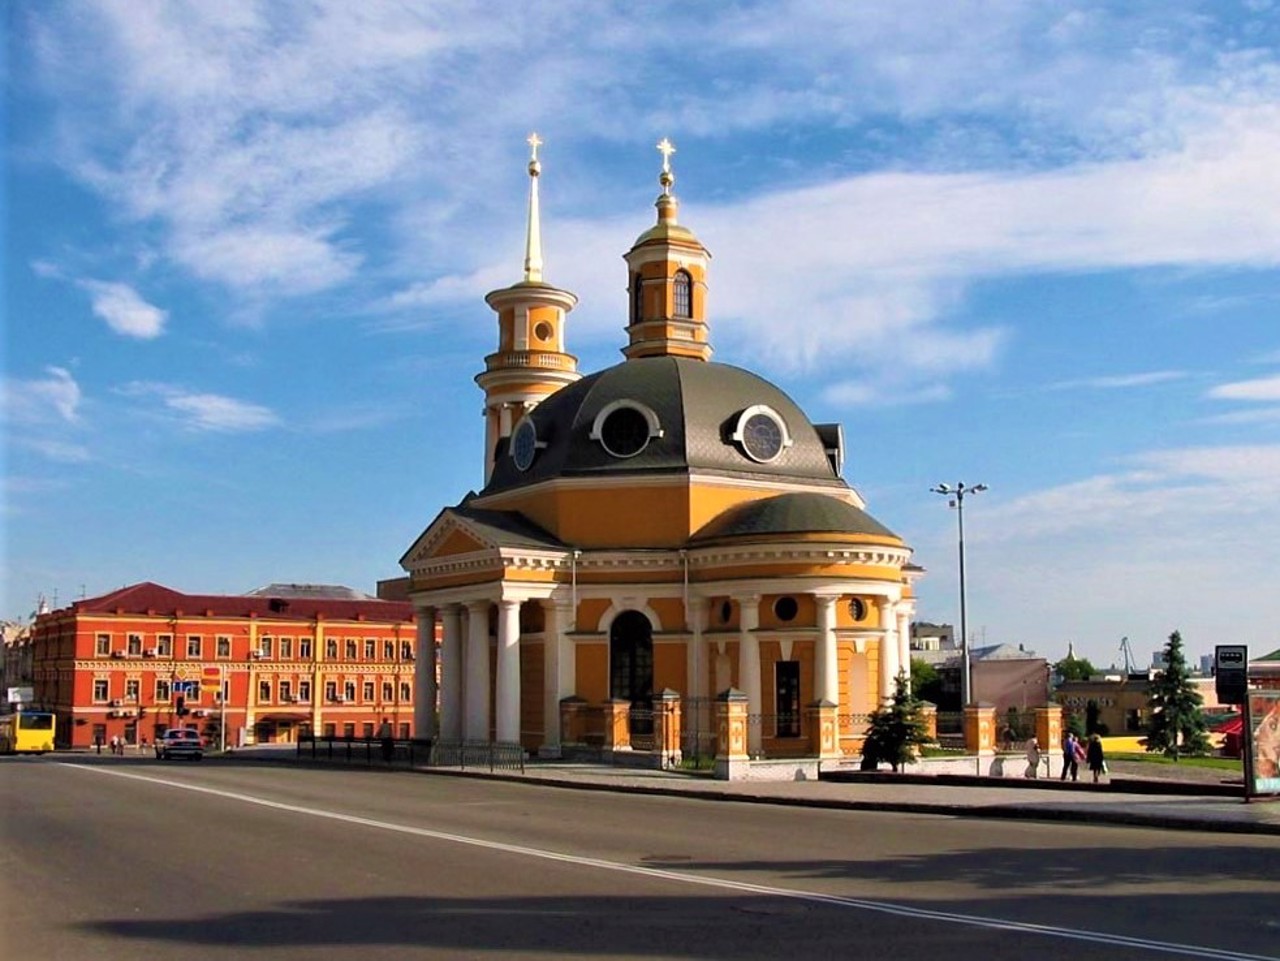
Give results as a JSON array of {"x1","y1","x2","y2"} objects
[{"x1": 690, "y1": 492, "x2": 900, "y2": 543}]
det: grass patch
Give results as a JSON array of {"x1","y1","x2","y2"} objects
[{"x1": 1108, "y1": 752, "x2": 1241, "y2": 771}]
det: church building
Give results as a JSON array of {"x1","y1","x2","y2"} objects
[{"x1": 400, "y1": 137, "x2": 918, "y2": 765}]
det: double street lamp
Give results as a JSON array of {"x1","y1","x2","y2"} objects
[{"x1": 930, "y1": 481, "x2": 987, "y2": 707}]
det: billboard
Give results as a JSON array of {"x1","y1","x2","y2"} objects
[{"x1": 1248, "y1": 690, "x2": 1280, "y2": 796}]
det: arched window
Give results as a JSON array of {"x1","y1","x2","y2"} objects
[
  {"x1": 631, "y1": 274, "x2": 644, "y2": 322},
  {"x1": 609, "y1": 611, "x2": 654, "y2": 736},
  {"x1": 673, "y1": 270, "x2": 692, "y2": 318}
]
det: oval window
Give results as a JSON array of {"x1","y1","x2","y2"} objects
[
  {"x1": 599, "y1": 405, "x2": 652, "y2": 458},
  {"x1": 774, "y1": 596, "x2": 798, "y2": 622}
]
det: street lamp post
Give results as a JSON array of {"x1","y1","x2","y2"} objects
[{"x1": 930, "y1": 482, "x2": 988, "y2": 708}]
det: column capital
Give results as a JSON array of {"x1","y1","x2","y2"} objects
[{"x1": 466, "y1": 599, "x2": 492, "y2": 615}]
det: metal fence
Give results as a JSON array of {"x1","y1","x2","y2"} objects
[
  {"x1": 295, "y1": 736, "x2": 525, "y2": 773},
  {"x1": 296, "y1": 735, "x2": 422, "y2": 768},
  {"x1": 429, "y1": 740, "x2": 526, "y2": 772}
]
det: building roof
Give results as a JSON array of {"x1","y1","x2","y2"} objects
[
  {"x1": 481, "y1": 356, "x2": 846, "y2": 494},
  {"x1": 57, "y1": 582, "x2": 415, "y2": 622},
  {"x1": 690, "y1": 492, "x2": 899, "y2": 543},
  {"x1": 245, "y1": 583, "x2": 376, "y2": 601},
  {"x1": 972, "y1": 643, "x2": 1041, "y2": 661}
]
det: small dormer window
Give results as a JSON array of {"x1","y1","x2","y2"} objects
[{"x1": 673, "y1": 270, "x2": 692, "y2": 318}]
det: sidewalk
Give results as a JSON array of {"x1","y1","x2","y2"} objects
[
  {"x1": 226, "y1": 745, "x2": 1280, "y2": 837},
  {"x1": 412, "y1": 759, "x2": 1280, "y2": 837}
]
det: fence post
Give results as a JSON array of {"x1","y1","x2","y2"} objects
[
  {"x1": 1035, "y1": 704, "x2": 1063, "y2": 778},
  {"x1": 806, "y1": 699, "x2": 841, "y2": 761},
  {"x1": 603, "y1": 699, "x2": 632, "y2": 753},
  {"x1": 714, "y1": 688, "x2": 750, "y2": 780},
  {"x1": 654, "y1": 689, "x2": 682, "y2": 769},
  {"x1": 920, "y1": 701, "x2": 938, "y2": 741},
  {"x1": 964, "y1": 703, "x2": 998, "y2": 773}
]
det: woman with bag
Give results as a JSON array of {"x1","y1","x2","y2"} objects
[{"x1": 1086, "y1": 733, "x2": 1106, "y2": 783}]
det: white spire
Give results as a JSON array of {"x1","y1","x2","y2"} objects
[{"x1": 523, "y1": 132, "x2": 543, "y2": 282}]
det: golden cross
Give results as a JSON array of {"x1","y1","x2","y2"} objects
[
  {"x1": 657, "y1": 137, "x2": 676, "y2": 174},
  {"x1": 527, "y1": 132, "x2": 543, "y2": 162}
]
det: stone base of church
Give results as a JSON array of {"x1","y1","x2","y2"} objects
[{"x1": 716, "y1": 757, "x2": 822, "y2": 782}]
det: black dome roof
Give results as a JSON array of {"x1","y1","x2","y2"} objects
[
  {"x1": 482, "y1": 357, "x2": 844, "y2": 494},
  {"x1": 691, "y1": 492, "x2": 899, "y2": 543}
]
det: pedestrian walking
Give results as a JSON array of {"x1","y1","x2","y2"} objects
[
  {"x1": 1086, "y1": 733, "x2": 1107, "y2": 783},
  {"x1": 1060, "y1": 732, "x2": 1080, "y2": 782},
  {"x1": 1024, "y1": 737, "x2": 1042, "y2": 778},
  {"x1": 109, "y1": 734, "x2": 120, "y2": 756}
]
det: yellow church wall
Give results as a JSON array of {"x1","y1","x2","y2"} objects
[
  {"x1": 576, "y1": 643, "x2": 608, "y2": 703},
  {"x1": 483, "y1": 484, "x2": 691, "y2": 547},
  {"x1": 649, "y1": 598, "x2": 686, "y2": 631},
  {"x1": 758, "y1": 593, "x2": 816, "y2": 630},
  {"x1": 835, "y1": 596, "x2": 880, "y2": 630},
  {"x1": 653, "y1": 641, "x2": 687, "y2": 694},
  {"x1": 577, "y1": 599, "x2": 612, "y2": 633}
]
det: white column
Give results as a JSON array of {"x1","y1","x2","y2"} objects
[
  {"x1": 541, "y1": 599, "x2": 574, "y2": 754},
  {"x1": 878, "y1": 597, "x2": 900, "y2": 703},
  {"x1": 815, "y1": 595, "x2": 839, "y2": 706},
  {"x1": 495, "y1": 599, "x2": 521, "y2": 743},
  {"x1": 413, "y1": 607, "x2": 438, "y2": 739},
  {"x1": 440, "y1": 605, "x2": 463, "y2": 741},
  {"x1": 464, "y1": 601, "x2": 491, "y2": 740},
  {"x1": 897, "y1": 607, "x2": 912, "y2": 680},
  {"x1": 686, "y1": 597, "x2": 709, "y2": 703},
  {"x1": 737, "y1": 595, "x2": 761, "y2": 756}
]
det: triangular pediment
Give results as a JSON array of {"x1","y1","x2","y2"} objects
[
  {"x1": 435, "y1": 528, "x2": 488, "y2": 557},
  {"x1": 400, "y1": 504, "x2": 564, "y2": 571}
]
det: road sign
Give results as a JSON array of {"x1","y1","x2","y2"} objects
[{"x1": 1215, "y1": 644, "x2": 1248, "y2": 705}]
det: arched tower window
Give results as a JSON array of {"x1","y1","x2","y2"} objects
[
  {"x1": 631, "y1": 274, "x2": 644, "y2": 323},
  {"x1": 673, "y1": 270, "x2": 692, "y2": 318}
]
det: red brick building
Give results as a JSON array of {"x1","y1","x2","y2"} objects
[{"x1": 28, "y1": 582, "x2": 430, "y2": 750}]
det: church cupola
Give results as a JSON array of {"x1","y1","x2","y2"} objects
[
  {"x1": 476, "y1": 133, "x2": 581, "y2": 482},
  {"x1": 622, "y1": 138, "x2": 713, "y2": 362}
]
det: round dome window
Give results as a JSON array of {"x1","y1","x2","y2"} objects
[
  {"x1": 591, "y1": 401, "x2": 662, "y2": 459},
  {"x1": 774, "y1": 596, "x2": 799, "y2": 622},
  {"x1": 732, "y1": 405, "x2": 791, "y2": 464},
  {"x1": 534, "y1": 321, "x2": 554, "y2": 342},
  {"x1": 511, "y1": 418, "x2": 540, "y2": 471}
]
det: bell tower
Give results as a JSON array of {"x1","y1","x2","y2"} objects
[
  {"x1": 622, "y1": 138, "x2": 713, "y2": 362},
  {"x1": 476, "y1": 133, "x2": 581, "y2": 482}
]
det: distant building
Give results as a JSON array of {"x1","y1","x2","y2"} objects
[
  {"x1": 27, "y1": 582, "x2": 425, "y2": 749},
  {"x1": 910, "y1": 621, "x2": 955, "y2": 655},
  {"x1": 1054, "y1": 673, "x2": 1229, "y2": 735}
]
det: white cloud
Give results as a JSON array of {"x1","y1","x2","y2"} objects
[
  {"x1": 14, "y1": 438, "x2": 92, "y2": 464},
  {"x1": 3, "y1": 367, "x2": 82, "y2": 425},
  {"x1": 1047, "y1": 371, "x2": 1190, "y2": 391},
  {"x1": 77, "y1": 280, "x2": 168, "y2": 339},
  {"x1": 918, "y1": 444, "x2": 1280, "y2": 659},
  {"x1": 117, "y1": 382, "x2": 280, "y2": 433},
  {"x1": 1208, "y1": 374, "x2": 1280, "y2": 402}
]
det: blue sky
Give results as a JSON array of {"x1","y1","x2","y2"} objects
[{"x1": 5, "y1": 1, "x2": 1280, "y2": 669}]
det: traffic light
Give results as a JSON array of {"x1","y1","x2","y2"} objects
[{"x1": 175, "y1": 695, "x2": 188, "y2": 717}]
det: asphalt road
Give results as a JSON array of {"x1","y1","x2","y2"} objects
[{"x1": 2, "y1": 754, "x2": 1277, "y2": 961}]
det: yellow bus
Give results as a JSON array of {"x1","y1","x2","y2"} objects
[{"x1": 0, "y1": 711, "x2": 56, "y2": 754}]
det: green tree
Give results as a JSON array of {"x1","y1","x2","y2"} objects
[
  {"x1": 909, "y1": 658, "x2": 943, "y2": 705},
  {"x1": 1054, "y1": 653, "x2": 1097, "y2": 682},
  {"x1": 1144, "y1": 630, "x2": 1210, "y2": 760},
  {"x1": 862, "y1": 671, "x2": 931, "y2": 772}
]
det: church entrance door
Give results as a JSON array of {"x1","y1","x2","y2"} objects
[{"x1": 610, "y1": 611, "x2": 654, "y2": 739}]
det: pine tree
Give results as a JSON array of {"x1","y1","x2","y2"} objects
[
  {"x1": 862, "y1": 670, "x2": 931, "y2": 772},
  {"x1": 1145, "y1": 630, "x2": 1210, "y2": 760}
]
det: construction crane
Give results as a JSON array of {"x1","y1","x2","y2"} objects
[{"x1": 1119, "y1": 636, "x2": 1138, "y2": 676}]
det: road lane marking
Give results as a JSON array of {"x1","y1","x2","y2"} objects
[{"x1": 66, "y1": 764, "x2": 1271, "y2": 961}]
